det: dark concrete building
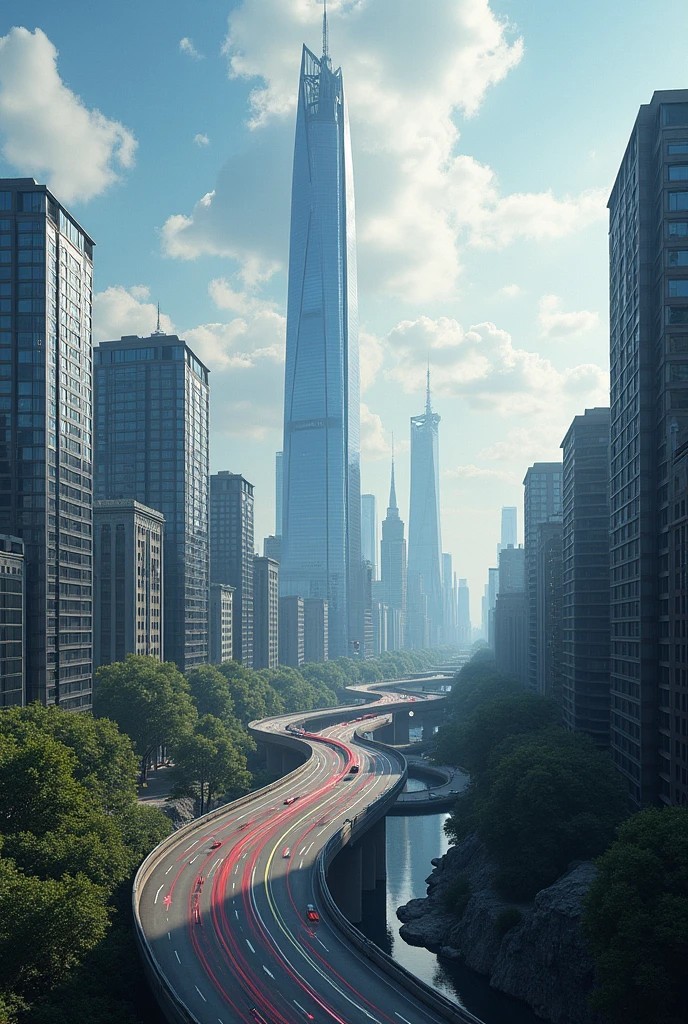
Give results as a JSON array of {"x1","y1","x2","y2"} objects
[
  {"x1": 210, "y1": 472, "x2": 254, "y2": 667},
  {"x1": 494, "y1": 591, "x2": 528, "y2": 685},
  {"x1": 0, "y1": 535, "x2": 24, "y2": 707},
  {"x1": 304, "y1": 597, "x2": 328, "y2": 663},
  {"x1": 279, "y1": 595, "x2": 304, "y2": 667},
  {"x1": 94, "y1": 500, "x2": 164, "y2": 669},
  {"x1": 95, "y1": 334, "x2": 209, "y2": 672},
  {"x1": 209, "y1": 583, "x2": 234, "y2": 665},
  {"x1": 263, "y1": 535, "x2": 282, "y2": 564},
  {"x1": 667, "y1": 441, "x2": 688, "y2": 805},
  {"x1": 536, "y1": 518, "x2": 563, "y2": 706},
  {"x1": 253, "y1": 555, "x2": 279, "y2": 670},
  {"x1": 608, "y1": 91, "x2": 688, "y2": 807},
  {"x1": 380, "y1": 459, "x2": 407, "y2": 650},
  {"x1": 561, "y1": 408, "x2": 611, "y2": 747},
  {"x1": 0, "y1": 179, "x2": 95, "y2": 709},
  {"x1": 523, "y1": 463, "x2": 563, "y2": 692},
  {"x1": 498, "y1": 545, "x2": 525, "y2": 594}
]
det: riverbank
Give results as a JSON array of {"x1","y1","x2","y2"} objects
[{"x1": 397, "y1": 833, "x2": 601, "y2": 1024}]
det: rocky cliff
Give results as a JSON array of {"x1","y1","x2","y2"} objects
[{"x1": 396, "y1": 834, "x2": 601, "y2": 1024}]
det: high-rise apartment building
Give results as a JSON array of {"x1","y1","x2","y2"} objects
[
  {"x1": 500, "y1": 506, "x2": 518, "y2": 550},
  {"x1": 457, "y1": 578, "x2": 471, "y2": 645},
  {"x1": 304, "y1": 598, "x2": 329, "y2": 663},
  {"x1": 667, "y1": 442, "x2": 688, "y2": 805},
  {"x1": 209, "y1": 583, "x2": 234, "y2": 665},
  {"x1": 275, "y1": 451, "x2": 283, "y2": 537},
  {"x1": 280, "y1": 17, "x2": 361, "y2": 660},
  {"x1": 609, "y1": 91, "x2": 688, "y2": 807},
  {"x1": 408, "y1": 374, "x2": 443, "y2": 646},
  {"x1": 361, "y1": 494, "x2": 378, "y2": 580},
  {"x1": 380, "y1": 460, "x2": 407, "y2": 650},
  {"x1": 210, "y1": 472, "x2": 254, "y2": 667},
  {"x1": 279, "y1": 595, "x2": 304, "y2": 667},
  {"x1": 253, "y1": 555, "x2": 279, "y2": 670},
  {"x1": 536, "y1": 518, "x2": 563, "y2": 706},
  {"x1": 93, "y1": 500, "x2": 164, "y2": 669},
  {"x1": 498, "y1": 545, "x2": 525, "y2": 594},
  {"x1": 494, "y1": 591, "x2": 528, "y2": 685},
  {"x1": 487, "y1": 566, "x2": 499, "y2": 648},
  {"x1": 95, "y1": 333, "x2": 209, "y2": 672},
  {"x1": 561, "y1": 408, "x2": 611, "y2": 748},
  {"x1": 523, "y1": 463, "x2": 563, "y2": 691},
  {"x1": 263, "y1": 535, "x2": 282, "y2": 564},
  {"x1": 442, "y1": 553, "x2": 456, "y2": 644},
  {"x1": 0, "y1": 535, "x2": 24, "y2": 707},
  {"x1": 0, "y1": 179, "x2": 94, "y2": 709}
]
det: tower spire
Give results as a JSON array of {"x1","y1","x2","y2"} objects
[
  {"x1": 152, "y1": 302, "x2": 164, "y2": 336},
  {"x1": 388, "y1": 435, "x2": 398, "y2": 512},
  {"x1": 425, "y1": 359, "x2": 432, "y2": 415},
  {"x1": 322, "y1": 0, "x2": 329, "y2": 60}
]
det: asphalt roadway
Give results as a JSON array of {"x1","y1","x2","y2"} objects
[{"x1": 135, "y1": 687, "x2": 468, "y2": 1024}]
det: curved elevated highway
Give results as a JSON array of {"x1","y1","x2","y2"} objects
[{"x1": 133, "y1": 679, "x2": 480, "y2": 1024}]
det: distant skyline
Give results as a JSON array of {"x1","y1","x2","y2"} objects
[{"x1": 2, "y1": 1, "x2": 688, "y2": 616}]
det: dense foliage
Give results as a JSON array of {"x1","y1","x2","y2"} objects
[
  {"x1": 0, "y1": 706, "x2": 171, "y2": 1024},
  {"x1": 583, "y1": 807, "x2": 688, "y2": 1024},
  {"x1": 441, "y1": 654, "x2": 627, "y2": 899}
]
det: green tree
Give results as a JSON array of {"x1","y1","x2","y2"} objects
[
  {"x1": 583, "y1": 807, "x2": 688, "y2": 1024},
  {"x1": 171, "y1": 715, "x2": 251, "y2": 815},
  {"x1": 186, "y1": 664, "x2": 235, "y2": 722},
  {"x1": 218, "y1": 662, "x2": 283, "y2": 724},
  {"x1": 95, "y1": 655, "x2": 197, "y2": 780},
  {"x1": 436, "y1": 692, "x2": 559, "y2": 774},
  {"x1": 468, "y1": 729, "x2": 627, "y2": 898}
]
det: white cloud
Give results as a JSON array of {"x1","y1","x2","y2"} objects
[
  {"x1": 93, "y1": 286, "x2": 174, "y2": 342},
  {"x1": 444, "y1": 464, "x2": 519, "y2": 482},
  {"x1": 208, "y1": 277, "x2": 276, "y2": 317},
  {"x1": 180, "y1": 37, "x2": 204, "y2": 60},
  {"x1": 360, "y1": 329, "x2": 384, "y2": 393},
  {"x1": 478, "y1": 427, "x2": 564, "y2": 463},
  {"x1": 194, "y1": 133, "x2": 210, "y2": 146},
  {"x1": 537, "y1": 293, "x2": 600, "y2": 339},
  {"x1": 499, "y1": 284, "x2": 522, "y2": 297},
  {"x1": 360, "y1": 403, "x2": 390, "y2": 460},
  {"x1": 0, "y1": 27, "x2": 136, "y2": 204},
  {"x1": 161, "y1": 0, "x2": 606, "y2": 303}
]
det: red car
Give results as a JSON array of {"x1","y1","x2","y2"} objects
[
  {"x1": 283, "y1": 795, "x2": 298, "y2": 805},
  {"x1": 209, "y1": 840, "x2": 222, "y2": 850},
  {"x1": 250, "y1": 1010, "x2": 269, "y2": 1024},
  {"x1": 306, "y1": 904, "x2": 320, "y2": 923}
]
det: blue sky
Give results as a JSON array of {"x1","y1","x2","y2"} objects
[{"x1": 2, "y1": 0, "x2": 688, "y2": 620}]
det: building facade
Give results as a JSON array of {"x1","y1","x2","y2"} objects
[
  {"x1": 279, "y1": 595, "x2": 304, "y2": 668},
  {"x1": 0, "y1": 535, "x2": 24, "y2": 707},
  {"x1": 0, "y1": 179, "x2": 94, "y2": 709},
  {"x1": 498, "y1": 545, "x2": 525, "y2": 594},
  {"x1": 94, "y1": 500, "x2": 164, "y2": 669},
  {"x1": 280, "y1": 22, "x2": 361, "y2": 660},
  {"x1": 209, "y1": 583, "x2": 234, "y2": 665},
  {"x1": 408, "y1": 375, "x2": 443, "y2": 646},
  {"x1": 361, "y1": 494, "x2": 377, "y2": 580},
  {"x1": 536, "y1": 518, "x2": 564, "y2": 706},
  {"x1": 304, "y1": 597, "x2": 329, "y2": 663},
  {"x1": 380, "y1": 459, "x2": 407, "y2": 650},
  {"x1": 253, "y1": 555, "x2": 279, "y2": 670},
  {"x1": 494, "y1": 592, "x2": 528, "y2": 685},
  {"x1": 457, "y1": 578, "x2": 471, "y2": 645},
  {"x1": 95, "y1": 333, "x2": 209, "y2": 673},
  {"x1": 275, "y1": 451, "x2": 283, "y2": 538},
  {"x1": 500, "y1": 506, "x2": 518, "y2": 551},
  {"x1": 210, "y1": 472, "x2": 254, "y2": 667},
  {"x1": 609, "y1": 91, "x2": 688, "y2": 807},
  {"x1": 561, "y1": 408, "x2": 611, "y2": 747},
  {"x1": 523, "y1": 463, "x2": 563, "y2": 692}
]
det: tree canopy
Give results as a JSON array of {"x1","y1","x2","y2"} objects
[{"x1": 171, "y1": 714, "x2": 251, "y2": 815}]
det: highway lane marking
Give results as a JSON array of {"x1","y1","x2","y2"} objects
[
  {"x1": 154, "y1": 884, "x2": 164, "y2": 903},
  {"x1": 195, "y1": 986, "x2": 207, "y2": 1002},
  {"x1": 189, "y1": 854, "x2": 199, "y2": 864},
  {"x1": 262, "y1": 965, "x2": 275, "y2": 979},
  {"x1": 299, "y1": 847, "x2": 306, "y2": 855},
  {"x1": 394, "y1": 1016, "x2": 413, "y2": 1024},
  {"x1": 299, "y1": 858, "x2": 304, "y2": 869},
  {"x1": 246, "y1": 939, "x2": 255, "y2": 953},
  {"x1": 208, "y1": 857, "x2": 223, "y2": 878},
  {"x1": 167, "y1": 932, "x2": 171, "y2": 940},
  {"x1": 314, "y1": 935, "x2": 329, "y2": 952},
  {"x1": 174, "y1": 950, "x2": 181, "y2": 964},
  {"x1": 165, "y1": 864, "x2": 174, "y2": 875},
  {"x1": 235, "y1": 910, "x2": 239, "y2": 920},
  {"x1": 293, "y1": 1001, "x2": 311, "y2": 1017},
  {"x1": 182, "y1": 841, "x2": 199, "y2": 853}
]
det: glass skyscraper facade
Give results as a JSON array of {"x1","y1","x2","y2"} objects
[
  {"x1": 0, "y1": 178, "x2": 94, "y2": 710},
  {"x1": 281, "y1": 23, "x2": 361, "y2": 660},
  {"x1": 407, "y1": 378, "x2": 443, "y2": 646},
  {"x1": 523, "y1": 463, "x2": 562, "y2": 692},
  {"x1": 94, "y1": 334, "x2": 209, "y2": 672},
  {"x1": 210, "y1": 472, "x2": 254, "y2": 667}
]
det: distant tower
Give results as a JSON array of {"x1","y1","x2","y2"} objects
[
  {"x1": 498, "y1": 506, "x2": 518, "y2": 558},
  {"x1": 380, "y1": 455, "x2": 407, "y2": 650},
  {"x1": 280, "y1": 8, "x2": 361, "y2": 659},
  {"x1": 407, "y1": 369, "x2": 443, "y2": 647},
  {"x1": 275, "y1": 452, "x2": 283, "y2": 537},
  {"x1": 361, "y1": 494, "x2": 378, "y2": 579}
]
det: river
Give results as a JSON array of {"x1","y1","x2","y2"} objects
[{"x1": 358, "y1": 811, "x2": 543, "y2": 1024}]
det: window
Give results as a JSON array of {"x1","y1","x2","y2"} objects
[
  {"x1": 669, "y1": 251, "x2": 688, "y2": 266},
  {"x1": 668, "y1": 307, "x2": 688, "y2": 325},
  {"x1": 670, "y1": 193, "x2": 688, "y2": 211},
  {"x1": 19, "y1": 192, "x2": 44, "y2": 213},
  {"x1": 669, "y1": 143, "x2": 688, "y2": 155},
  {"x1": 663, "y1": 104, "x2": 688, "y2": 127},
  {"x1": 669, "y1": 222, "x2": 688, "y2": 237},
  {"x1": 669, "y1": 166, "x2": 688, "y2": 181},
  {"x1": 0, "y1": 193, "x2": 11, "y2": 212},
  {"x1": 669, "y1": 280, "x2": 688, "y2": 297}
]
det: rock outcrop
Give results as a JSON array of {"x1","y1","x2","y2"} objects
[{"x1": 397, "y1": 835, "x2": 601, "y2": 1024}]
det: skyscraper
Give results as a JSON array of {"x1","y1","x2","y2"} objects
[
  {"x1": 253, "y1": 555, "x2": 279, "y2": 670},
  {"x1": 380, "y1": 458, "x2": 407, "y2": 650},
  {"x1": 0, "y1": 535, "x2": 24, "y2": 707},
  {"x1": 209, "y1": 583, "x2": 234, "y2": 666},
  {"x1": 280, "y1": 12, "x2": 361, "y2": 660},
  {"x1": 608, "y1": 91, "x2": 688, "y2": 807},
  {"x1": 523, "y1": 463, "x2": 563, "y2": 691},
  {"x1": 0, "y1": 178, "x2": 94, "y2": 710},
  {"x1": 408, "y1": 372, "x2": 443, "y2": 646},
  {"x1": 442, "y1": 552, "x2": 456, "y2": 643},
  {"x1": 275, "y1": 451, "x2": 283, "y2": 537},
  {"x1": 361, "y1": 494, "x2": 377, "y2": 579},
  {"x1": 95, "y1": 333, "x2": 210, "y2": 672},
  {"x1": 498, "y1": 506, "x2": 518, "y2": 558},
  {"x1": 536, "y1": 517, "x2": 563, "y2": 706},
  {"x1": 561, "y1": 408, "x2": 610, "y2": 748},
  {"x1": 457, "y1": 578, "x2": 471, "y2": 646},
  {"x1": 210, "y1": 472, "x2": 254, "y2": 667}
]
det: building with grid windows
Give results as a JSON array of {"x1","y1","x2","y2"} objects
[
  {"x1": 94, "y1": 334, "x2": 209, "y2": 672},
  {"x1": 210, "y1": 473, "x2": 254, "y2": 667},
  {"x1": 253, "y1": 555, "x2": 279, "y2": 670},
  {"x1": 380, "y1": 459, "x2": 406, "y2": 651},
  {"x1": 536, "y1": 518, "x2": 564, "y2": 706},
  {"x1": 408, "y1": 375, "x2": 443, "y2": 647},
  {"x1": 279, "y1": 595, "x2": 304, "y2": 667},
  {"x1": 93, "y1": 500, "x2": 163, "y2": 669},
  {"x1": 209, "y1": 583, "x2": 234, "y2": 665},
  {"x1": 523, "y1": 463, "x2": 563, "y2": 692},
  {"x1": 0, "y1": 178, "x2": 94, "y2": 710},
  {"x1": 609, "y1": 91, "x2": 688, "y2": 807},
  {"x1": 0, "y1": 535, "x2": 24, "y2": 707}
]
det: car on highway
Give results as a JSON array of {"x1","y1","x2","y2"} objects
[
  {"x1": 282, "y1": 846, "x2": 291, "y2": 858},
  {"x1": 209, "y1": 839, "x2": 222, "y2": 850},
  {"x1": 449, "y1": 789, "x2": 460, "y2": 795},
  {"x1": 306, "y1": 904, "x2": 320, "y2": 923},
  {"x1": 250, "y1": 1009, "x2": 269, "y2": 1024},
  {"x1": 348, "y1": 764, "x2": 360, "y2": 773},
  {"x1": 429, "y1": 792, "x2": 438, "y2": 800},
  {"x1": 283, "y1": 795, "x2": 299, "y2": 805}
]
